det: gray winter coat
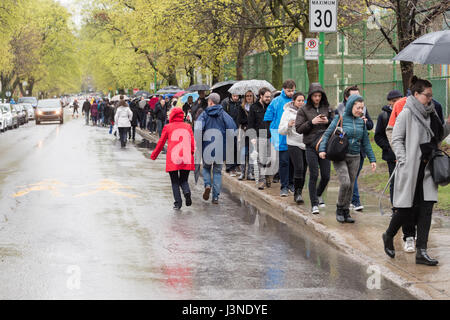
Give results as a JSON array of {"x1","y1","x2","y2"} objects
[{"x1": 392, "y1": 96, "x2": 450, "y2": 208}]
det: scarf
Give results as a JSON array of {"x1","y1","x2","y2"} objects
[{"x1": 405, "y1": 96, "x2": 435, "y2": 141}]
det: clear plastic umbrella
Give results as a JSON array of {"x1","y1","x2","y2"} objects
[{"x1": 228, "y1": 80, "x2": 276, "y2": 96}]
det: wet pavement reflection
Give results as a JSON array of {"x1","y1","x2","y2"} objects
[{"x1": 0, "y1": 116, "x2": 416, "y2": 299}]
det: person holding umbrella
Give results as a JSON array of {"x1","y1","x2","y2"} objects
[
  {"x1": 151, "y1": 107, "x2": 195, "y2": 210},
  {"x1": 237, "y1": 90, "x2": 256, "y2": 181},
  {"x1": 191, "y1": 90, "x2": 208, "y2": 121},
  {"x1": 222, "y1": 94, "x2": 241, "y2": 176}
]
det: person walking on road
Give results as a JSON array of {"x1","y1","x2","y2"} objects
[
  {"x1": 82, "y1": 98, "x2": 91, "y2": 125},
  {"x1": 151, "y1": 108, "x2": 195, "y2": 210},
  {"x1": 248, "y1": 87, "x2": 272, "y2": 190},
  {"x1": 114, "y1": 99, "x2": 133, "y2": 148},
  {"x1": 129, "y1": 99, "x2": 139, "y2": 141},
  {"x1": 154, "y1": 97, "x2": 166, "y2": 137},
  {"x1": 196, "y1": 93, "x2": 237, "y2": 204},
  {"x1": 264, "y1": 79, "x2": 296, "y2": 197},
  {"x1": 72, "y1": 99, "x2": 79, "y2": 118},
  {"x1": 138, "y1": 97, "x2": 148, "y2": 129},
  {"x1": 318, "y1": 95, "x2": 377, "y2": 223},
  {"x1": 91, "y1": 100, "x2": 99, "y2": 126},
  {"x1": 383, "y1": 76, "x2": 450, "y2": 266},
  {"x1": 279, "y1": 92, "x2": 308, "y2": 204},
  {"x1": 295, "y1": 83, "x2": 333, "y2": 214}
]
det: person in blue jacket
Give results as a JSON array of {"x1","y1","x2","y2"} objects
[
  {"x1": 263, "y1": 79, "x2": 296, "y2": 197},
  {"x1": 196, "y1": 93, "x2": 237, "y2": 204},
  {"x1": 319, "y1": 94, "x2": 377, "y2": 224}
]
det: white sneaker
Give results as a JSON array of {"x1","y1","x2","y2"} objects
[
  {"x1": 404, "y1": 237, "x2": 416, "y2": 253},
  {"x1": 318, "y1": 196, "x2": 326, "y2": 208},
  {"x1": 312, "y1": 206, "x2": 320, "y2": 214}
]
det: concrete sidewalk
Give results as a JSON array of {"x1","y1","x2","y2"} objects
[{"x1": 137, "y1": 128, "x2": 450, "y2": 300}]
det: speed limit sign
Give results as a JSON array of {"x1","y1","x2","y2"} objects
[{"x1": 309, "y1": 0, "x2": 338, "y2": 33}]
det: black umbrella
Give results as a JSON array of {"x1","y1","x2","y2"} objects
[
  {"x1": 187, "y1": 84, "x2": 210, "y2": 92},
  {"x1": 211, "y1": 80, "x2": 238, "y2": 102}
]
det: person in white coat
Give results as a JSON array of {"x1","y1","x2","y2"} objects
[
  {"x1": 278, "y1": 92, "x2": 308, "y2": 204},
  {"x1": 114, "y1": 99, "x2": 133, "y2": 148}
]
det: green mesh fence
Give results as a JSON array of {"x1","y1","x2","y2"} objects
[{"x1": 237, "y1": 19, "x2": 449, "y2": 118}]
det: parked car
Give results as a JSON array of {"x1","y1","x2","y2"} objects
[
  {"x1": 0, "y1": 108, "x2": 6, "y2": 132},
  {"x1": 9, "y1": 104, "x2": 19, "y2": 128},
  {"x1": 18, "y1": 96, "x2": 38, "y2": 109},
  {"x1": 23, "y1": 104, "x2": 35, "y2": 120},
  {"x1": 0, "y1": 104, "x2": 13, "y2": 130},
  {"x1": 35, "y1": 99, "x2": 64, "y2": 124},
  {"x1": 14, "y1": 104, "x2": 28, "y2": 125}
]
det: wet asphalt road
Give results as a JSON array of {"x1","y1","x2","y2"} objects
[{"x1": 0, "y1": 110, "x2": 415, "y2": 299}]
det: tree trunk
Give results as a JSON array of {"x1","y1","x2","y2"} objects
[
  {"x1": 306, "y1": 60, "x2": 318, "y2": 85},
  {"x1": 167, "y1": 65, "x2": 178, "y2": 86},
  {"x1": 400, "y1": 61, "x2": 414, "y2": 95},
  {"x1": 212, "y1": 58, "x2": 221, "y2": 84},
  {"x1": 271, "y1": 54, "x2": 284, "y2": 90},
  {"x1": 396, "y1": 0, "x2": 415, "y2": 95},
  {"x1": 236, "y1": 52, "x2": 245, "y2": 81}
]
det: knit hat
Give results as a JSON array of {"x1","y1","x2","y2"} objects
[
  {"x1": 206, "y1": 92, "x2": 221, "y2": 105},
  {"x1": 387, "y1": 90, "x2": 403, "y2": 101}
]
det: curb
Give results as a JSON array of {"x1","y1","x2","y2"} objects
[{"x1": 136, "y1": 127, "x2": 432, "y2": 300}]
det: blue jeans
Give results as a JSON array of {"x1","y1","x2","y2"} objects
[
  {"x1": 156, "y1": 119, "x2": 163, "y2": 137},
  {"x1": 279, "y1": 150, "x2": 290, "y2": 189},
  {"x1": 351, "y1": 155, "x2": 365, "y2": 205},
  {"x1": 203, "y1": 163, "x2": 223, "y2": 200}
]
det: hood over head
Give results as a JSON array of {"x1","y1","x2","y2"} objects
[
  {"x1": 204, "y1": 104, "x2": 224, "y2": 117},
  {"x1": 306, "y1": 82, "x2": 329, "y2": 109},
  {"x1": 169, "y1": 107, "x2": 185, "y2": 123},
  {"x1": 344, "y1": 94, "x2": 364, "y2": 117}
]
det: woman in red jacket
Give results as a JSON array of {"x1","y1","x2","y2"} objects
[{"x1": 151, "y1": 107, "x2": 195, "y2": 209}]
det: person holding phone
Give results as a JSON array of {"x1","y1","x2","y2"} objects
[{"x1": 295, "y1": 83, "x2": 334, "y2": 214}]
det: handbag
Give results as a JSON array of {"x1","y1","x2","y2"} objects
[
  {"x1": 316, "y1": 115, "x2": 348, "y2": 161},
  {"x1": 430, "y1": 149, "x2": 450, "y2": 186}
]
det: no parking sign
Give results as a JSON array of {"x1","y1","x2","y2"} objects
[{"x1": 305, "y1": 38, "x2": 319, "y2": 60}]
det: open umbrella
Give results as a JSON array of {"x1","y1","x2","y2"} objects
[
  {"x1": 181, "y1": 92, "x2": 199, "y2": 103},
  {"x1": 187, "y1": 84, "x2": 210, "y2": 92},
  {"x1": 174, "y1": 91, "x2": 187, "y2": 98},
  {"x1": 157, "y1": 86, "x2": 184, "y2": 94},
  {"x1": 111, "y1": 94, "x2": 130, "y2": 102},
  {"x1": 393, "y1": 30, "x2": 450, "y2": 64},
  {"x1": 134, "y1": 90, "x2": 151, "y2": 98},
  {"x1": 228, "y1": 79, "x2": 276, "y2": 96},
  {"x1": 211, "y1": 80, "x2": 237, "y2": 101}
]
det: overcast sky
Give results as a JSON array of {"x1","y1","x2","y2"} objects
[{"x1": 57, "y1": 0, "x2": 82, "y2": 26}]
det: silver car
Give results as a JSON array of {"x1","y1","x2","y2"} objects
[
  {"x1": 0, "y1": 108, "x2": 6, "y2": 132},
  {"x1": 23, "y1": 104, "x2": 35, "y2": 120},
  {"x1": 35, "y1": 99, "x2": 64, "y2": 124}
]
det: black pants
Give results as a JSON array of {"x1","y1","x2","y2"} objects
[
  {"x1": 288, "y1": 145, "x2": 307, "y2": 193},
  {"x1": 305, "y1": 146, "x2": 330, "y2": 206},
  {"x1": 387, "y1": 161, "x2": 396, "y2": 205},
  {"x1": 169, "y1": 170, "x2": 191, "y2": 207},
  {"x1": 129, "y1": 125, "x2": 136, "y2": 140},
  {"x1": 226, "y1": 136, "x2": 238, "y2": 172},
  {"x1": 386, "y1": 161, "x2": 434, "y2": 248}
]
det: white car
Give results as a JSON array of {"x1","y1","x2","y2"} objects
[
  {"x1": 0, "y1": 108, "x2": 6, "y2": 132},
  {"x1": 0, "y1": 104, "x2": 13, "y2": 130},
  {"x1": 23, "y1": 104, "x2": 35, "y2": 120}
]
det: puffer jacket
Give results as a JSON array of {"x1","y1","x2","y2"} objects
[
  {"x1": 114, "y1": 105, "x2": 133, "y2": 128},
  {"x1": 278, "y1": 101, "x2": 305, "y2": 149},
  {"x1": 151, "y1": 108, "x2": 195, "y2": 172},
  {"x1": 263, "y1": 89, "x2": 292, "y2": 151},
  {"x1": 374, "y1": 105, "x2": 396, "y2": 162},
  {"x1": 222, "y1": 97, "x2": 241, "y2": 127},
  {"x1": 318, "y1": 94, "x2": 376, "y2": 163}
]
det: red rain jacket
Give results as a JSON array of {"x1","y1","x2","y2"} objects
[{"x1": 150, "y1": 108, "x2": 195, "y2": 172}]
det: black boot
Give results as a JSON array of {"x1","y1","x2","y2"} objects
[
  {"x1": 336, "y1": 206, "x2": 345, "y2": 223},
  {"x1": 294, "y1": 189, "x2": 304, "y2": 204},
  {"x1": 184, "y1": 193, "x2": 192, "y2": 207},
  {"x1": 343, "y1": 208, "x2": 355, "y2": 223},
  {"x1": 416, "y1": 249, "x2": 438, "y2": 266},
  {"x1": 382, "y1": 233, "x2": 395, "y2": 258}
]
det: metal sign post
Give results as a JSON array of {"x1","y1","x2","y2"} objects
[{"x1": 309, "y1": 0, "x2": 338, "y2": 86}]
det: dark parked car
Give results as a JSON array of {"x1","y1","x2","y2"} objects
[{"x1": 35, "y1": 99, "x2": 64, "y2": 125}]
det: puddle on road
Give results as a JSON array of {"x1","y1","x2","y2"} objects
[{"x1": 134, "y1": 139, "x2": 416, "y2": 300}]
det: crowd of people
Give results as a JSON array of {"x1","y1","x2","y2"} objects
[{"x1": 148, "y1": 76, "x2": 450, "y2": 267}]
